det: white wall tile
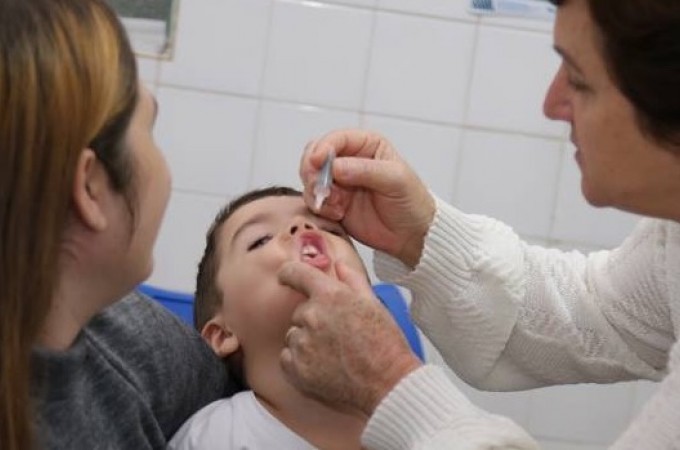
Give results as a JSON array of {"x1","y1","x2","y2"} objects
[
  {"x1": 324, "y1": 0, "x2": 376, "y2": 8},
  {"x1": 377, "y1": 0, "x2": 473, "y2": 21},
  {"x1": 527, "y1": 383, "x2": 634, "y2": 444},
  {"x1": 356, "y1": 241, "x2": 377, "y2": 283},
  {"x1": 467, "y1": 26, "x2": 563, "y2": 137},
  {"x1": 160, "y1": 0, "x2": 271, "y2": 95},
  {"x1": 455, "y1": 130, "x2": 562, "y2": 237},
  {"x1": 363, "y1": 115, "x2": 461, "y2": 202},
  {"x1": 539, "y1": 440, "x2": 606, "y2": 450},
  {"x1": 524, "y1": 236, "x2": 550, "y2": 247},
  {"x1": 630, "y1": 380, "x2": 657, "y2": 418},
  {"x1": 137, "y1": 56, "x2": 159, "y2": 85},
  {"x1": 155, "y1": 87, "x2": 257, "y2": 196},
  {"x1": 551, "y1": 145, "x2": 640, "y2": 247},
  {"x1": 365, "y1": 12, "x2": 476, "y2": 124},
  {"x1": 150, "y1": 192, "x2": 228, "y2": 292},
  {"x1": 250, "y1": 101, "x2": 360, "y2": 189},
  {"x1": 262, "y1": 1, "x2": 373, "y2": 109},
  {"x1": 478, "y1": 10, "x2": 555, "y2": 33},
  {"x1": 469, "y1": 389, "x2": 533, "y2": 429},
  {"x1": 142, "y1": 81, "x2": 157, "y2": 97}
]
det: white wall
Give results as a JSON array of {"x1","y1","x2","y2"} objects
[{"x1": 138, "y1": 1, "x2": 652, "y2": 448}]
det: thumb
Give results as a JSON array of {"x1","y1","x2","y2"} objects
[
  {"x1": 278, "y1": 261, "x2": 328, "y2": 297},
  {"x1": 333, "y1": 157, "x2": 406, "y2": 196},
  {"x1": 335, "y1": 260, "x2": 375, "y2": 299}
]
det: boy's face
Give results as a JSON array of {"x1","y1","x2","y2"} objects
[{"x1": 213, "y1": 195, "x2": 367, "y2": 361}]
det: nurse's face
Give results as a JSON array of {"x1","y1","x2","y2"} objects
[{"x1": 543, "y1": 0, "x2": 680, "y2": 220}]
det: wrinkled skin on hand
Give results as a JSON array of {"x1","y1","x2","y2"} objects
[
  {"x1": 278, "y1": 260, "x2": 422, "y2": 418},
  {"x1": 300, "y1": 129, "x2": 436, "y2": 268}
]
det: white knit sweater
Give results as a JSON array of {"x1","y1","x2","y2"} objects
[{"x1": 363, "y1": 197, "x2": 680, "y2": 449}]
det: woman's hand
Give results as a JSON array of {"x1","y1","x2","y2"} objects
[
  {"x1": 278, "y1": 260, "x2": 422, "y2": 417},
  {"x1": 300, "y1": 129, "x2": 435, "y2": 268}
]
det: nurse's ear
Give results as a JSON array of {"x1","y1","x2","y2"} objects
[
  {"x1": 71, "y1": 148, "x2": 110, "y2": 231},
  {"x1": 201, "y1": 315, "x2": 240, "y2": 357}
]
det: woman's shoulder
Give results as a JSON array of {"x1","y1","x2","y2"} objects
[
  {"x1": 84, "y1": 290, "x2": 231, "y2": 437},
  {"x1": 84, "y1": 289, "x2": 223, "y2": 376},
  {"x1": 93, "y1": 289, "x2": 187, "y2": 331},
  {"x1": 615, "y1": 217, "x2": 680, "y2": 255}
]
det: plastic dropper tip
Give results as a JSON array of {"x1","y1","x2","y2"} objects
[{"x1": 314, "y1": 193, "x2": 324, "y2": 211}]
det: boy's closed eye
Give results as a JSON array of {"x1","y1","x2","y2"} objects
[{"x1": 247, "y1": 234, "x2": 272, "y2": 251}]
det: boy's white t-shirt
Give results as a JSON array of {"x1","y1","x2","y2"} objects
[{"x1": 168, "y1": 391, "x2": 316, "y2": 450}]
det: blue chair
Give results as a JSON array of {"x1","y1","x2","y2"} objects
[
  {"x1": 138, "y1": 284, "x2": 195, "y2": 325},
  {"x1": 139, "y1": 282, "x2": 424, "y2": 361},
  {"x1": 372, "y1": 283, "x2": 424, "y2": 361}
]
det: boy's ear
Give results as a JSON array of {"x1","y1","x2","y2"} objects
[
  {"x1": 71, "y1": 148, "x2": 109, "y2": 232},
  {"x1": 201, "y1": 317, "x2": 240, "y2": 358}
]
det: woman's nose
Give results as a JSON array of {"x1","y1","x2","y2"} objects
[
  {"x1": 543, "y1": 64, "x2": 572, "y2": 122},
  {"x1": 289, "y1": 219, "x2": 316, "y2": 236}
]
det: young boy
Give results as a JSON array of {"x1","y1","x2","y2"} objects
[{"x1": 168, "y1": 186, "x2": 369, "y2": 450}]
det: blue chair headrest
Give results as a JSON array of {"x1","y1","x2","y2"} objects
[{"x1": 139, "y1": 282, "x2": 424, "y2": 361}]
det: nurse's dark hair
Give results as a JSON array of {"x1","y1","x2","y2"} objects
[
  {"x1": 549, "y1": 0, "x2": 680, "y2": 147},
  {"x1": 0, "y1": 1, "x2": 138, "y2": 449}
]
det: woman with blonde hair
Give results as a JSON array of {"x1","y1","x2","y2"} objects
[{"x1": 0, "y1": 1, "x2": 228, "y2": 449}]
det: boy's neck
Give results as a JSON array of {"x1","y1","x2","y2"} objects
[{"x1": 248, "y1": 356, "x2": 366, "y2": 450}]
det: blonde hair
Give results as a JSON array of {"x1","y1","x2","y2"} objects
[{"x1": 0, "y1": 1, "x2": 138, "y2": 448}]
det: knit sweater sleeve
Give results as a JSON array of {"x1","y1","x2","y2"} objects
[
  {"x1": 376, "y1": 196, "x2": 671, "y2": 391},
  {"x1": 363, "y1": 365, "x2": 540, "y2": 450}
]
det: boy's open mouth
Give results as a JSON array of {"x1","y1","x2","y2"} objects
[{"x1": 298, "y1": 231, "x2": 331, "y2": 271}]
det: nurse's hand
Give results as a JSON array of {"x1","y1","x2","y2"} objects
[
  {"x1": 300, "y1": 129, "x2": 435, "y2": 268},
  {"x1": 279, "y1": 260, "x2": 422, "y2": 417}
]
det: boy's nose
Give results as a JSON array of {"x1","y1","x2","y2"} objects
[{"x1": 289, "y1": 219, "x2": 315, "y2": 235}]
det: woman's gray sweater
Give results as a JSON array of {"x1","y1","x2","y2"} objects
[{"x1": 32, "y1": 291, "x2": 231, "y2": 449}]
